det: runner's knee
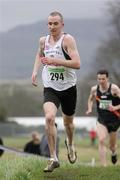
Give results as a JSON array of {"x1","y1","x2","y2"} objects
[
  {"x1": 45, "y1": 113, "x2": 55, "y2": 125},
  {"x1": 64, "y1": 121, "x2": 74, "y2": 129},
  {"x1": 98, "y1": 137, "x2": 106, "y2": 145}
]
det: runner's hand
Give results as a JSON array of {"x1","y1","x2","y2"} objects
[
  {"x1": 41, "y1": 57, "x2": 52, "y2": 65},
  {"x1": 108, "y1": 104, "x2": 116, "y2": 111},
  {"x1": 86, "y1": 109, "x2": 92, "y2": 115},
  {"x1": 40, "y1": 57, "x2": 57, "y2": 66}
]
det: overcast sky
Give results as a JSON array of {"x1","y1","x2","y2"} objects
[{"x1": 0, "y1": 0, "x2": 109, "y2": 32}]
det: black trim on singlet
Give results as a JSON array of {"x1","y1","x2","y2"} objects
[
  {"x1": 62, "y1": 46, "x2": 71, "y2": 60},
  {"x1": 61, "y1": 33, "x2": 71, "y2": 60},
  {"x1": 97, "y1": 83, "x2": 111, "y2": 95}
]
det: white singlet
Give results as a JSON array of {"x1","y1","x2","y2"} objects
[{"x1": 42, "y1": 34, "x2": 77, "y2": 91}]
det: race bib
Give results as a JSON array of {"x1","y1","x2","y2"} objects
[
  {"x1": 99, "y1": 100, "x2": 112, "y2": 110},
  {"x1": 48, "y1": 66, "x2": 67, "y2": 82}
]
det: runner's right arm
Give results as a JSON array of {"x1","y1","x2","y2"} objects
[
  {"x1": 31, "y1": 37, "x2": 45, "y2": 86},
  {"x1": 86, "y1": 86, "x2": 96, "y2": 115}
]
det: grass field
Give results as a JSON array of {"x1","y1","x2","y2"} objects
[{"x1": 0, "y1": 135, "x2": 120, "y2": 180}]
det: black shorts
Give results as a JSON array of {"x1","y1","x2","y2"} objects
[
  {"x1": 98, "y1": 117, "x2": 120, "y2": 133},
  {"x1": 43, "y1": 86, "x2": 77, "y2": 116}
]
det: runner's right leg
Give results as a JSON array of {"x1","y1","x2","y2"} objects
[
  {"x1": 96, "y1": 122, "x2": 108, "y2": 167},
  {"x1": 43, "y1": 102, "x2": 59, "y2": 172}
]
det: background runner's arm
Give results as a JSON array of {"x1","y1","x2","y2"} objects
[
  {"x1": 109, "y1": 85, "x2": 120, "y2": 111},
  {"x1": 86, "y1": 87, "x2": 95, "y2": 115}
]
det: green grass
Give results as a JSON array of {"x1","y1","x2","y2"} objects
[
  {"x1": 0, "y1": 136, "x2": 120, "y2": 180},
  {"x1": 0, "y1": 156, "x2": 120, "y2": 180}
]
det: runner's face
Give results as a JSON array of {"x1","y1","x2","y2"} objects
[
  {"x1": 47, "y1": 15, "x2": 64, "y2": 36},
  {"x1": 97, "y1": 74, "x2": 108, "y2": 86}
]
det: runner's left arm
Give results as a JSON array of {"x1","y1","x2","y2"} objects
[{"x1": 109, "y1": 85, "x2": 120, "y2": 111}]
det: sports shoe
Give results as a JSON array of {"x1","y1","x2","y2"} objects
[
  {"x1": 111, "y1": 153, "x2": 117, "y2": 164},
  {"x1": 43, "y1": 159, "x2": 60, "y2": 172},
  {"x1": 65, "y1": 138, "x2": 77, "y2": 164}
]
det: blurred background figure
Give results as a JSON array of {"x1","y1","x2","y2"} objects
[
  {"x1": 40, "y1": 123, "x2": 60, "y2": 158},
  {"x1": 89, "y1": 128, "x2": 97, "y2": 146},
  {"x1": 24, "y1": 131, "x2": 41, "y2": 155},
  {"x1": 0, "y1": 137, "x2": 4, "y2": 157}
]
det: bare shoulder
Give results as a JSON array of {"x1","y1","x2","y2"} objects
[
  {"x1": 111, "y1": 83, "x2": 120, "y2": 95},
  {"x1": 111, "y1": 83, "x2": 119, "y2": 90},
  {"x1": 63, "y1": 34, "x2": 77, "y2": 52},
  {"x1": 37, "y1": 36, "x2": 46, "y2": 56},
  {"x1": 91, "y1": 85, "x2": 97, "y2": 92},
  {"x1": 39, "y1": 36, "x2": 46, "y2": 46},
  {"x1": 63, "y1": 34, "x2": 76, "y2": 49},
  {"x1": 64, "y1": 34, "x2": 75, "y2": 43},
  {"x1": 91, "y1": 85, "x2": 97, "y2": 95}
]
